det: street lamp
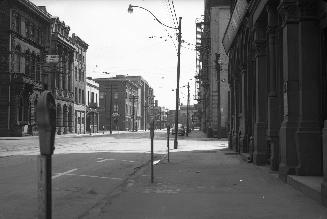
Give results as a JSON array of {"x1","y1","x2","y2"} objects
[{"x1": 128, "y1": 4, "x2": 182, "y2": 149}]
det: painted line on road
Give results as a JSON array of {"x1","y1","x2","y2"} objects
[
  {"x1": 96, "y1": 158, "x2": 115, "y2": 163},
  {"x1": 52, "y1": 168, "x2": 78, "y2": 179},
  {"x1": 64, "y1": 173, "x2": 122, "y2": 180},
  {"x1": 122, "y1": 160, "x2": 135, "y2": 163}
]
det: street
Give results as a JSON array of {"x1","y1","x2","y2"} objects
[{"x1": 0, "y1": 130, "x2": 225, "y2": 218}]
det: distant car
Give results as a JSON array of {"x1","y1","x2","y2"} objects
[{"x1": 171, "y1": 124, "x2": 185, "y2": 136}]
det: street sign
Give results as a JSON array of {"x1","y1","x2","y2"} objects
[{"x1": 45, "y1": 55, "x2": 59, "y2": 63}]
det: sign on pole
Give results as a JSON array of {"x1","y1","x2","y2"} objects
[{"x1": 46, "y1": 55, "x2": 59, "y2": 64}]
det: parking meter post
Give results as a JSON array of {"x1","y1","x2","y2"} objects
[
  {"x1": 37, "y1": 91, "x2": 56, "y2": 219},
  {"x1": 37, "y1": 155, "x2": 52, "y2": 219},
  {"x1": 150, "y1": 120, "x2": 154, "y2": 183},
  {"x1": 167, "y1": 125, "x2": 170, "y2": 162}
]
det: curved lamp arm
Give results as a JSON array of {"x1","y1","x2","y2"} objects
[{"x1": 128, "y1": 4, "x2": 178, "y2": 30}]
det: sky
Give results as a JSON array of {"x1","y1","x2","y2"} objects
[{"x1": 31, "y1": 0, "x2": 204, "y2": 109}]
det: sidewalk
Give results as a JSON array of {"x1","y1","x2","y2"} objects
[
  {"x1": 0, "y1": 130, "x2": 146, "y2": 140},
  {"x1": 85, "y1": 147, "x2": 327, "y2": 219}
]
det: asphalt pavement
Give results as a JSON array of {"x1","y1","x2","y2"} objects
[
  {"x1": 1, "y1": 130, "x2": 327, "y2": 218},
  {"x1": 82, "y1": 133, "x2": 327, "y2": 219}
]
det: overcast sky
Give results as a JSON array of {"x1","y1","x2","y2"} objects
[{"x1": 32, "y1": 0, "x2": 204, "y2": 109}]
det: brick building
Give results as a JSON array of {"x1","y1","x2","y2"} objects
[
  {"x1": 95, "y1": 76, "x2": 140, "y2": 131},
  {"x1": 196, "y1": 0, "x2": 230, "y2": 138},
  {"x1": 0, "y1": 0, "x2": 51, "y2": 136}
]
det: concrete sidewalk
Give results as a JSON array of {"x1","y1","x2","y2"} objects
[{"x1": 84, "y1": 147, "x2": 327, "y2": 219}]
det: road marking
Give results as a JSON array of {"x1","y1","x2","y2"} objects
[
  {"x1": 153, "y1": 160, "x2": 161, "y2": 165},
  {"x1": 64, "y1": 173, "x2": 122, "y2": 180},
  {"x1": 122, "y1": 160, "x2": 135, "y2": 163},
  {"x1": 96, "y1": 158, "x2": 115, "y2": 163},
  {"x1": 52, "y1": 168, "x2": 78, "y2": 179}
]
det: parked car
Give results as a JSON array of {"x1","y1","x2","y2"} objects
[{"x1": 171, "y1": 124, "x2": 185, "y2": 136}]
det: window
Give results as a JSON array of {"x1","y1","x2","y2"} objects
[
  {"x1": 36, "y1": 56, "x2": 40, "y2": 81},
  {"x1": 82, "y1": 90, "x2": 85, "y2": 104},
  {"x1": 96, "y1": 94, "x2": 97, "y2": 103},
  {"x1": 88, "y1": 91, "x2": 90, "y2": 105},
  {"x1": 114, "y1": 104, "x2": 118, "y2": 112},
  {"x1": 25, "y1": 50, "x2": 30, "y2": 75},
  {"x1": 31, "y1": 53, "x2": 36, "y2": 79},
  {"x1": 25, "y1": 20, "x2": 30, "y2": 38},
  {"x1": 114, "y1": 92, "x2": 118, "y2": 99},
  {"x1": 14, "y1": 45, "x2": 21, "y2": 73},
  {"x1": 75, "y1": 67, "x2": 77, "y2": 81},
  {"x1": 99, "y1": 92, "x2": 104, "y2": 99},
  {"x1": 12, "y1": 12, "x2": 20, "y2": 33},
  {"x1": 78, "y1": 68, "x2": 81, "y2": 81},
  {"x1": 78, "y1": 89, "x2": 81, "y2": 104},
  {"x1": 31, "y1": 23, "x2": 35, "y2": 40},
  {"x1": 36, "y1": 28, "x2": 40, "y2": 43},
  {"x1": 75, "y1": 87, "x2": 78, "y2": 102},
  {"x1": 18, "y1": 97, "x2": 23, "y2": 121},
  {"x1": 91, "y1": 92, "x2": 94, "y2": 103}
]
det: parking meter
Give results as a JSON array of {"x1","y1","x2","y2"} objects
[{"x1": 37, "y1": 91, "x2": 56, "y2": 155}]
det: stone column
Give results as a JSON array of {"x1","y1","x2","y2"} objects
[
  {"x1": 295, "y1": 0, "x2": 321, "y2": 176},
  {"x1": 247, "y1": 41, "x2": 256, "y2": 157},
  {"x1": 228, "y1": 74, "x2": 234, "y2": 150},
  {"x1": 240, "y1": 66, "x2": 248, "y2": 153},
  {"x1": 267, "y1": 1, "x2": 280, "y2": 171},
  {"x1": 233, "y1": 77, "x2": 240, "y2": 152},
  {"x1": 278, "y1": 0, "x2": 300, "y2": 181},
  {"x1": 253, "y1": 18, "x2": 268, "y2": 165}
]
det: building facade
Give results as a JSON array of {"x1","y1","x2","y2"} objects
[
  {"x1": 0, "y1": 0, "x2": 51, "y2": 136},
  {"x1": 71, "y1": 33, "x2": 88, "y2": 134},
  {"x1": 126, "y1": 75, "x2": 150, "y2": 131},
  {"x1": 196, "y1": 0, "x2": 230, "y2": 138},
  {"x1": 96, "y1": 76, "x2": 140, "y2": 131},
  {"x1": 223, "y1": 0, "x2": 327, "y2": 205},
  {"x1": 86, "y1": 77, "x2": 99, "y2": 133},
  {"x1": 49, "y1": 17, "x2": 75, "y2": 135}
]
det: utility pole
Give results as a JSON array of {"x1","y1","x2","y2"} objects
[
  {"x1": 129, "y1": 95, "x2": 139, "y2": 131},
  {"x1": 186, "y1": 82, "x2": 190, "y2": 137},
  {"x1": 144, "y1": 103, "x2": 148, "y2": 131},
  {"x1": 174, "y1": 17, "x2": 182, "y2": 149},
  {"x1": 159, "y1": 107, "x2": 162, "y2": 130},
  {"x1": 109, "y1": 83, "x2": 113, "y2": 134}
]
